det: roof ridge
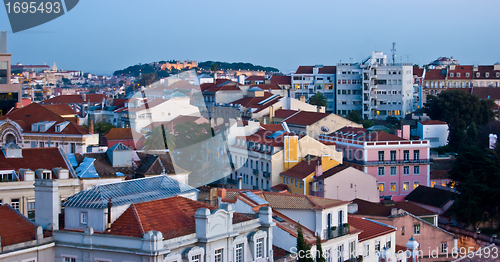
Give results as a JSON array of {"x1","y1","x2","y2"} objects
[{"x1": 131, "y1": 204, "x2": 145, "y2": 236}]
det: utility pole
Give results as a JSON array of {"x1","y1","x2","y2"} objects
[{"x1": 391, "y1": 42, "x2": 396, "y2": 64}]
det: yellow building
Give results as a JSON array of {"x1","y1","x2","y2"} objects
[{"x1": 280, "y1": 153, "x2": 340, "y2": 195}]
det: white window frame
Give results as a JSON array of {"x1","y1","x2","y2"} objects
[
  {"x1": 80, "y1": 212, "x2": 88, "y2": 225},
  {"x1": 414, "y1": 224, "x2": 421, "y2": 235},
  {"x1": 187, "y1": 247, "x2": 205, "y2": 262},
  {"x1": 440, "y1": 242, "x2": 448, "y2": 253},
  {"x1": 364, "y1": 243, "x2": 370, "y2": 257},
  {"x1": 251, "y1": 230, "x2": 267, "y2": 260},
  {"x1": 215, "y1": 248, "x2": 223, "y2": 262}
]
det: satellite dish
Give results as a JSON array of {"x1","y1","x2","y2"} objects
[{"x1": 321, "y1": 126, "x2": 330, "y2": 133}]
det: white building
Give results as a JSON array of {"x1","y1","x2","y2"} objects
[
  {"x1": 291, "y1": 65, "x2": 336, "y2": 112},
  {"x1": 415, "y1": 120, "x2": 449, "y2": 148}
]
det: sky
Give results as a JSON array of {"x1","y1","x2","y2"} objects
[{"x1": 1, "y1": 0, "x2": 499, "y2": 75}]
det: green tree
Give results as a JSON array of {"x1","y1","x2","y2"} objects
[
  {"x1": 62, "y1": 78, "x2": 71, "y2": 85},
  {"x1": 138, "y1": 72, "x2": 158, "y2": 87},
  {"x1": 466, "y1": 122, "x2": 478, "y2": 144},
  {"x1": 448, "y1": 145, "x2": 500, "y2": 227},
  {"x1": 307, "y1": 92, "x2": 327, "y2": 107},
  {"x1": 143, "y1": 126, "x2": 175, "y2": 150},
  {"x1": 211, "y1": 63, "x2": 219, "y2": 73},
  {"x1": 315, "y1": 235, "x2": 325, "y2": 262},
  {"x1": 424, "y1": 89, "x2": 496, "y2": 151},
  {"x1": 346, "y1": 110, "x2": 363, "y2": 123},
  {"x1": 94, "y1": 122, "x2": 116, "y2": 135},
  {"x1": 296, "y1": 223, "x2": 314, "y2": 262}
]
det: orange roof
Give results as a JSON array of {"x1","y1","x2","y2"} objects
[
  {"x1": 232, "y1": 92, "x2": 282, "y2": 113},
  {"x1": 106, "y1": 196, "x2": 255, "y2": 239},
  {"x1": 329, "y1": 127, "x2": 407, "y2": 142},
  {"x1": 0, "y1": 147, "x2": 75, "y2": 177},
  {"x1": 43, "y1": 104, "x2": 77, "y2": 116},
  {"x1": 0, "y1": 103, "x2": 90, "y2": 135},
  {"x1": 43, "y1": 94, "x2": 107, "y2": 104},
  {"x1": 281, "y1": 157, "x2": 320, "y2": 179},
  {"x1": 0, "y1": 205, "x2": 46, "y2": 247},
  {"x1": 280, "y1": 110, "x2": 330, "y2": 126},
  {"x1": 270, "y1": 75, "x2": 291, "y2": 85},
  {"x1": 201, "y1": 79, "x2": 241, "y2": 92},
  {"x1": 251, "y1": 84, "x2": 283, "y2": 90},
  {"x1": 424, "y1": 69, "x2": 446, "y2": 80},
  {"x1": 348, "y1": 216, "x2": 395, "y2": 242},
  {"x1": 105, "y1": 128, "x2": 144, "y2": 141},
  {"x1": 448, "y1": 65, "x2": 473, "y2": 79}
]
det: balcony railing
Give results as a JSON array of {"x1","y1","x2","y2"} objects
[
  {"x1": 324, "y1": 225, "x2": 350, "y2": 240},
  {"x1": 344, "y1": 158, "x2": 432, "y2": 166},
  {"x1": 262, "y1": 171, "x2": 270, "y2": 178},
  {"x1": 253, "y1": 169, "x2": 259, "y2": 175}
]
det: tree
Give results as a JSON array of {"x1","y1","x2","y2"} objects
[
  {"x1": 307, "y1": 92, "x2": 327, "y2": 107},
  {"x1": 62, "y1": 78, "x2": 71, "y2": 85},
  {"x1": 424, "y1": 89, "x2": 496, "y2": 151},
  {"x1": 94, "y1": 122, "x2": 116, "y2": 135},
  {"x1": 138, "y1": 72, "x2": 158, "y2": 87},
  {"x1": 296, "y1": 223, "x2": 314, "y2": 262},
  {"x1": 315, "y1": 235, "x2": 325, "y2": 262},
  {"x1": 346, "y1": 110, "x2": 363, "y2": 123},
  {"x1": 143, "y1": 126, "x2": 175, "y2": 150},
  {"x1": 211, "y1": 63, "x2": 219, "y2": 73},
  {"x1": 448, "y1": 145, "x2": 500, "y2": 227}
]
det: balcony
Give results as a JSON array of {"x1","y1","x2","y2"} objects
[
  {"x1": 262, "y1": 171, "x2": 270, "y2": 178},
  {"x1": 344, "y1": 158, "x2": 432, "y2": 166},
  {"x1": 253, "y1": 169, "x2": 259, "y2": 175},
  {"x1": 324, "y1": 224, "x2": 350, "y2": 240}
]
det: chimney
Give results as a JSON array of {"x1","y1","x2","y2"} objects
[
  {"x1": 299, "y1": 95, "x2": 305, "y2": 102},
  {"x1": 34, "y1": 179, "x2": 60, "y2": 230},
  {"x1": 89, "y1": 119, "x2": 94, "y2": 134},
  {"x1": 347, "y1": 203, "x2": 358, "y2": 214},
  {"x1": 269, "y1": 106, "x2": 275, "y2": 123},
  {"x1": 238, "y1": 176, "x2": 242, "y2": 189},
  {"x1": 107, "y1": 198, "x2": 113, "y2": 229},
  {"x1": 15, "y1": 102, "x2": 22, "y2": 109},
  {"x1": 402, "y1": 125, "x2": 410, "y2": 140},
  {"x1": 391, "y1": 208, "x2": 398, "y2": 216}
]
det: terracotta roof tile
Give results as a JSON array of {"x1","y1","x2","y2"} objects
[
  {"x1": 43, "y1": 104, "x2": 77, "y2": 116},
  {"x1": 348, "y1": 216, "x2": 395, "y2": 242},
  {"x1": 0, "y1": 147, "x2": 74, "y2": 177},
  {"x1": 0, "y1": 205, "x2": 40, "y2": 247},
  {"x1": 232, "y1": 92, "x2": 282, "y2": 112},
  {"x1": 424, "y1": 69, "x2": 447, "y2": 80},
  {"x1": 202, "y1": 79, "x2": 241, "y2": 92},
  {"x1": 270, "y1": 183, "x2": 289, "y2": 192},
  {"x1": 352, "y1": 198, "x2": 436, "y2": 217},
  {"x1": 281, "y1": 157, "x2": 321, "y2": 180},
  {"x1": 420, "y1": 120, "x2": 447, "y2": 125},
  {"x1": 280, "y1": 110, "x2": 330, "y2": 126},
  {"x1": 105, "y1": 128, "x2": 144, "y2": 141},
  {"x1": 245, "y1": 75, "x2": 265, "y2": 81},
  {"x1": 294, "y1": 66, "x2": 336, "y2": 75},
  {"x1": 256, "y1": 191, "x2": 350, "y2": 210},
  {"x1": 270, "y1": 75, "x2": 291, "y2": 85},
  {"x1": 448, "y1": 65, "x2": 473, "y2": 79},
  {"x1": 106, "y1": 196, "x2": 255, "y2": 239},
  {"x1": 474, "y1": 66, "x2": 500, "y2": 80},
  {"x1": 319, "y1": 164, "x2": 350, "y2": 179}
]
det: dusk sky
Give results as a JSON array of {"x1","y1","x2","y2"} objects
[{"x1": 1, "y1": 0, "x2": 499, "y2": 75}]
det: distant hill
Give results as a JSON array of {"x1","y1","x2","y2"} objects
[
  {"x1": 197, "y1": 61, "x2": 279, "y2": 72},
  {"x1": 113, "y1": 61, "x2": 279, "y2": 77}
]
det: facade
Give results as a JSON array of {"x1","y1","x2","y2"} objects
[
  {"x1": 310, "y1": 164, "x2": 380, "y2": 202},
  {"x1": 335, "y1": 63, "x2": 363, "y2": 116},
  {"x1": 319, "y1": 126, "x2": 431, "y2": 198},
  {"x1": 473, "y1": 64, "x2": 500, "y2": 87},
  {"x1": 413, "y1": 66, "x2": 424, "y2": 111},
  {"x1": 0, "y1": 32, "x2": 22, "y2": 116},
  {"x1": 422, "y1": 68, "x2": 447, "y2": 104},
  {"x1": 0, "y1": 103, "x2": 99, "y2": 153},
  {"x1": 104, "y1": 127, "x2": 145, "y2": 149},
  {"x1": 415, "y1": 120, "x2": 449, "y2": 148},
  {"x1": 291, "y1": 65, "x2": 336, "y2": 112}
]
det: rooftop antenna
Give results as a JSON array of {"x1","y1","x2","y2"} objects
[{"x1": 391, "y1": 42, "x2": 396, "y2": 64}]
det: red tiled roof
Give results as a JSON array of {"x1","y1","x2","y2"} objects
[
  {"x1": 281, "y1": 110, "x2": 330, "y2": 126},
  {"x1": 273, "y1": 245, "x2": 292, "y2": 260},
  {"x1": 351, "y1": 198, "x2": 436, "y2": 217},
  {"x1": 232, "y1": 92, "x2": 282, "y2": 112},
  {"x1": 319, "y1": 164, "x2": 350, "y2": 179},
  {"x1": 281, "y1": 157, "x2": 320, "y2": 179},
  {"x1": 270, "y1": 75, "x2": 291, "y2": 85},
  {"x1": 413, "y1": 67, "x2": 424, "y2": 78},
  {"x1": 294, "y1": 66, "x2": 336, "y2": 74},
  {"x1": 105, "y1": 128, "x2": 144, "y2": 141},
  {"x1": 201, "y1": 79, "x2": 241, "y2": 92},
  {"x1": 0, "y1": 205, "x2": 44, "y2": 247},
  {"x1": 448, "y1": 65, "x2": 473, "y2": 79},
  {"x1": 245, "y1": 75, "x2": 265, "y2": 81},
  {"x1": 270, "y1": 183, "x2": 289, "y2": 192},
  {"x1": 471, "y1": 87, "x2": 500, "y2": 100},
  {"x1": 237, "y1": 129, "x2": 288, "y2": 147},
  {"x1": 271, "y1": 109, "x2": 298, "y2": 119},
  {"x1": 43, "y1": 104, "x2": 77, "y2": 116},
  {"x1": 0, "y1": 147, "x2": 74, "y2": 177},
  {"x1": 430, "y1": 170, "x2": 450, "y2": 180},
  {"x1": 474, "y1": 66, "x2": 500, "y2": 80},
  {"x1": 43, "y1": 94, "x2": 107, "y2": 104},
  {"x1": 329, "y1": 127, "x2": 407, "y2": 142},
  {"x1": 420, "y1": 120, "x2": 447, "y2": 125},
  {"x1": 256, "y1": 191, "x2": 350, "y2": 210},
  {"x1": 424, "y1": 69, "x2": 446, "y2": 80},
  {"x1": 251, "y1": 84, "x2": 283, "y2": 90},
  {"x1": 112, "y1": 98, "x2": 128, "y2": 108},
  {"x1": 0, "y1": 103, "x2": 91, "y2": 135},
  {"x1": 295, "y1": 66, "x2": 314, "y2": 74},
  {"x1": 348, "y1": 216, "x2": 395, "y2": 242},
  {"x1": 260, "y1": 124, "x2": 284, "y2": 131},
  {"x1": 106, "y1": 196, "x2": 255, "y2": 239}
]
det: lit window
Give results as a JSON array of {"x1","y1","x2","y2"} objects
[
  {"x1": 378, "y1": 183, "x2": 385, "y2": 192},
  {"x1": 413, "y1": 181, "x2": 420, "y2": 189},
  {"x1": 256, "y1": 238, "x2": 264, "y2": 259},
  {"x1": 431, "y1": 181, "x2": 437, "y2": 187},
  {"x1": 215, "y1": 248, "x2": 223, "y2": 262},
  {"x1": 442, "y1": 180, "x2": 448, "y2": 187},
  {"x1": 414, "y1": 224, "x2": 420, "y2": 235},
  {"x1": 390, "y1": 182, "x2": 397, "y2": 192},
  {"x1": 403, "y1": 182, "x2": 410, "y2": 191}
]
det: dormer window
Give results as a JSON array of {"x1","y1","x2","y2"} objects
[
  {"x1": 449, "y1": 73, "x2": 454, "y2": 77},
  {"x1": 466, "y1": 73, "x2": 470, "y2": 77},
  {"x1": 42, "y1": 171, "x2": 51, "y2": 179},
  {"x1": 477, "y1": 72, "x2": 480, "y2": 77},
  {"x1": 456, "y1": 73, "x2": 460, "y2": 77},
  {"x1": 497, "y1": 72, "x2": 500, "y2": 77},
  {"x1": 486, "y1": 72, "x2": 490, "y2": 78}
]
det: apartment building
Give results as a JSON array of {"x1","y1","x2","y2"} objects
[
  {"x1": 291, "y1": 65, "x2": 336, "y2": 112},
  {"x1": 0, "y1": 31, "x2": 22, "y2": 116},
  {"x1": 319, "y1": 126, "x2": 431, "y2": 198}
]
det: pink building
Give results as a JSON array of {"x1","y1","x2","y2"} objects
[{"x1": 318, "y1": 127, "x2": 431, "y2": 199}]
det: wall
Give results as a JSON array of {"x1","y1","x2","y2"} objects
[
  {"x1": 0, "y1": 242, "x2": 55, "y2": 262},
  {"x1": 277, "y1": 209, "x2": 316, "y2": 234},
  {"x1": 418, "y1": 123, "x2": 449, "y2": 148},
  {"x1": 359, "y1": 231, "x2": 396, "y2": 262},
  {"x1": 323, "y1": 167, "x2": 379, "y2": 202}
]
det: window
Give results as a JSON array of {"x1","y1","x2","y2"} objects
[
  {"x1": 442, "y1": 180, "x2": 448, "y2": 187},
  {"x1": 403, "y1": 182, "x2": 410, "y2": 191},
  {"x1": 192, "y1": 254, "x2": 201, "y2": 262},
  {"x1": 450, "y1": 73, "x2": 454, "y2": 77},
  {"x1": 250, "y1": 160, "x2": 253, "y2": 169},
  {"x1": 256, "y1": 238, "x2": 264, "y2": 259},
  {"x1": 390, "y1": 166, "x2": 397, "y2": 175},
  {"x1": 378, "y1": 167, "x2": 385, "y2": 176},
  {"x1": 401, "y1": 226, "x2": 405, "y2": 235},
  {"x1": 403, "y1": 150, "x2": 409, "y2": 161},
  {"x1": 414, "y1": 224, "x2": 420, "y2": 235},
  {"x1": 404, "y1": 166, "x2": 410, "y2": 175},
  {"x1": 349, "y1": 241, "x2": 355, "y2": 259},
  {"x1": 364, "y1": 244, "x2": 370, "y2": 257},
  {"x1": 431, "y1": 181, "x2": 437, "y2": 187},
  {"x1": 378, "y1": 151, "x2": 384, "y2": 162},
  {"x1": 386, "y1": 236, "x2": 392, "y2": 248},
  {"x1": 11, "y1": 199, "x2": 20, "y2": 211},
  {"x1": 64, "y1": 258, "x2": 76, "y2": 262},
  {"x1": 375, "y1": 240, "x2": 381, "y2": 251},
  {"x1": 486, "y1": 72, "x2": 490, "y2": 77},
  {"x1": 390, "y1": 150, "x2": 396, "y2": 161},
  {"x1": 413, "y1": 150, "x2": 420, "y2": 160},
  {"x1": 42, "y1": 171, "x2": 51, "y2": 179},
  {"x1": 235, "y1": 243, "x2": 243, "y2": 262},
  {"x1": 457, "y1": 73, "x2": 460, "y2": 77},
  {"x1": 413, "y1": 166, "x2": 420, "y2": 175},
  {"x1": 378, "y1": 183, "x2": 385, "y2": 192},
  {"x1": 31, "y1": 141, "x2": 36, "y2": 148},
  {"x1": 337, "y1": 244, "x2": 344, "y2": 262},
  {"x1": 390, "y1": 182, "x2": 397, "y2": 192},
  {"x1": 413, "y1": 181, "x2": 420, "y2": 189},
  {"x1": 28, "y1": 201, "x2": 35, "y2": 220},
  {"x1": 80, "y1": 212, "x2": 88, "y2": 225},
  {"x1": 215, "y1": 248, "x2": 223, "y2": 262},
  {"x1": 70, "y1": 143, "x2": 76, "y2": 153},
  {"x1": 441, "y1": 242, "x2": 448, "y2": 253},
  {"x1": 295, "y1": 180, "x2": 298, "y2": 187}
]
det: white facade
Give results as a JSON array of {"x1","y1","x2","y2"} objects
[
  {"x1": 291, "y1": 66, "x2": 336, "y2": 112},
  {"x1": 416, "y1": 122, "x2": 449, "y2": 148},
  {"x1": 336, "y1": 63, "x2": 364, "y2": 116}
]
